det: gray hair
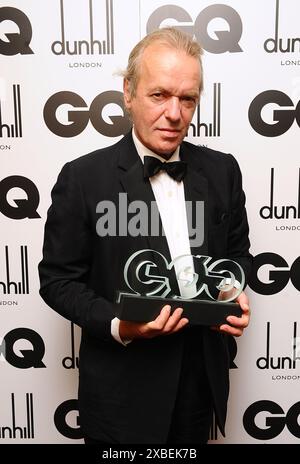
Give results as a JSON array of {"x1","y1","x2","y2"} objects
[{"x1": 123, "y1": 27, "x2": 203, "y2": 97}]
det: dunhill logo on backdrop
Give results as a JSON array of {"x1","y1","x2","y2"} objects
[
  {"x1": 62, "y1": 323, "x2": 79, "y2": 369},
  {"x1": 264, "y1": 0, "x2": 300, "y2": 53},
  {"x1": 189, "y1": 83, "x2": 221, "y2": 138},
  {"x1": 0, "y1": 246, "x2": 29, "y2": 295},
  {"x1": 0, "y1": 84, "x2": 22, "y2": 138},
  {"x1": 257, "y1": 322, "x2": 300, "y2": 370},
  {"x1": 51, "y1": 0, "x2": 115, "y2": 55},
  {"x1": 260, "y1": 168, "x2": 300, "y2": 220},
  {"x1": 0, "y1": 393, "x2": 34, "y2": 439}
]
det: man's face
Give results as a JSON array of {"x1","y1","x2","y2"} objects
[{"x1": 124, "y1": 43, "x2": 201, "y2": 158}]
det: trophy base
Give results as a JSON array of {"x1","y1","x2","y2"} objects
[{"x1": 116, "y1": 293, "x2": 242, "y2": 326}]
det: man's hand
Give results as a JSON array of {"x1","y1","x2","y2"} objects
[
  {"x1": 119, "y1": 305, "x2": 189, "y2": 341},
  {"x1": 211, "y1": 291, "x2": 250, "y2": 337}
]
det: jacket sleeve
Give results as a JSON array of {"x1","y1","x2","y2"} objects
[
  {"x1": 227, "y1": 154, "x2": 253, "y2": 286},
  {"x1": 38, "y1": 162, "x2": 117, "y2": 342}
]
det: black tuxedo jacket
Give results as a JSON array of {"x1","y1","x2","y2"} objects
[{"x1": 39, "y1": 131, "x2": 252, "y2": 443}]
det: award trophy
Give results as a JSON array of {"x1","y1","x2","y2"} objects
[{"x1": 116, "y1": 249, "x2": 245, "y2": 325}]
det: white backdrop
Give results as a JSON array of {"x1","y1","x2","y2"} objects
[{"x1": 1, "y1": 0, "x2": 299, "y2": 444}]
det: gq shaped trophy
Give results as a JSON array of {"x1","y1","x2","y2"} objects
[{"x1": 116, "y1": 249, "x2": 245, "y2": 325}]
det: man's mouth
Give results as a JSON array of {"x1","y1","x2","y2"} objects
[{"x1": 158, "y1": 128, "x2": 181, "y2": 137}]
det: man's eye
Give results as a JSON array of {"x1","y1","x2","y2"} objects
[
  {"x1": 183, "y1": 97, "x2": 195, "y2": 103},
  {"x1": 181, "y1": 97, "x2": 197, "y2": 108}
]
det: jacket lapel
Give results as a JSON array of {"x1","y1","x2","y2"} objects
[{"x1": 180, "y1": 143, "x2": 209, "y2": 257}]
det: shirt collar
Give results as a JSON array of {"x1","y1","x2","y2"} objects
[{"x1": 132, "y1": 128, "x2": 180, "y2": 164}]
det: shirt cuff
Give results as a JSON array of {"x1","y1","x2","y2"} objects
[{"x1": 111, "y1": 317, "x2": 132, "y2": 346}]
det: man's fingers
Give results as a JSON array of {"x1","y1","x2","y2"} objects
[
  {"x1": 219, "y1": 324, "x2": 243, "y2": 337},
  {"x1": 162, "y1": 307, "x2": 184, "y2": 332},
  {"x1": 227, "y1": 314, "x2": 249, "y2": 328},
  {"x1": 148, "y1": 305, "x2": 171, "y2": 331},
  {"x1": 145, "y1": 306, "x2": 189, "y2": 336},
  {"x1": 218, "y1": 291, "x2": 251, "y2": 336},
  {"x1": 236, "y1": 292, "x2": 250, "y2": 313},
  {"x1": 210, "y1": 291, "x2": 251, "y2": 336},
  {"x1": 172, "y1": 317, "x2": 189, "y2": 333}
]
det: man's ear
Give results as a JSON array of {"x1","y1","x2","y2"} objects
[{"x1": 123, "y1": 79, "x2": 131, "y2": 109}]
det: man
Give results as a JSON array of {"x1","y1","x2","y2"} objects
[{"x1": 39, "y1": 27, "x2": 252, "y2": 444}]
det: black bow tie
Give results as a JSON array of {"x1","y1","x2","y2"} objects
[{"x1": 143, "y1": 156, "x2": 187, "y2": 182}]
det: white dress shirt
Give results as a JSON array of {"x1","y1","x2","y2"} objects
[{"x1": 111, "y1": 129, "x2": 196, "y2": 345}]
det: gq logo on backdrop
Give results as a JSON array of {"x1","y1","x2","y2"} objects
[
  {"x1": 248, "y1": 253, "x2": 300, "y2": 295},
  {"x1": 43, "y1": 91, "x2": 131, "y2": 137},
  {"x1": 243, "y1": 401, "x2": 300, "y2": 439},
  {"x1": 249, "y1": 90, "x2": 300, "y2": 136},
  {"x1": 0, "y1": 328, "x2": 46, "y2": 368},
  {"x1": 54, "y1": 399, "x2": 82, "y2": 439},
  {"x1": 0, "y1": 7, "x2": 33, "y2": 55},
  {"x1": 147, "y1": 4, "x2": 243, "y2": 53},
  {"x1": 0, "y1": 176, "x2": 40, "y2": 219}
]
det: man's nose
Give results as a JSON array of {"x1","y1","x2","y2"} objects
[{"x1": 164, "y1": 97, "x2": 181, "y2": 121}]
